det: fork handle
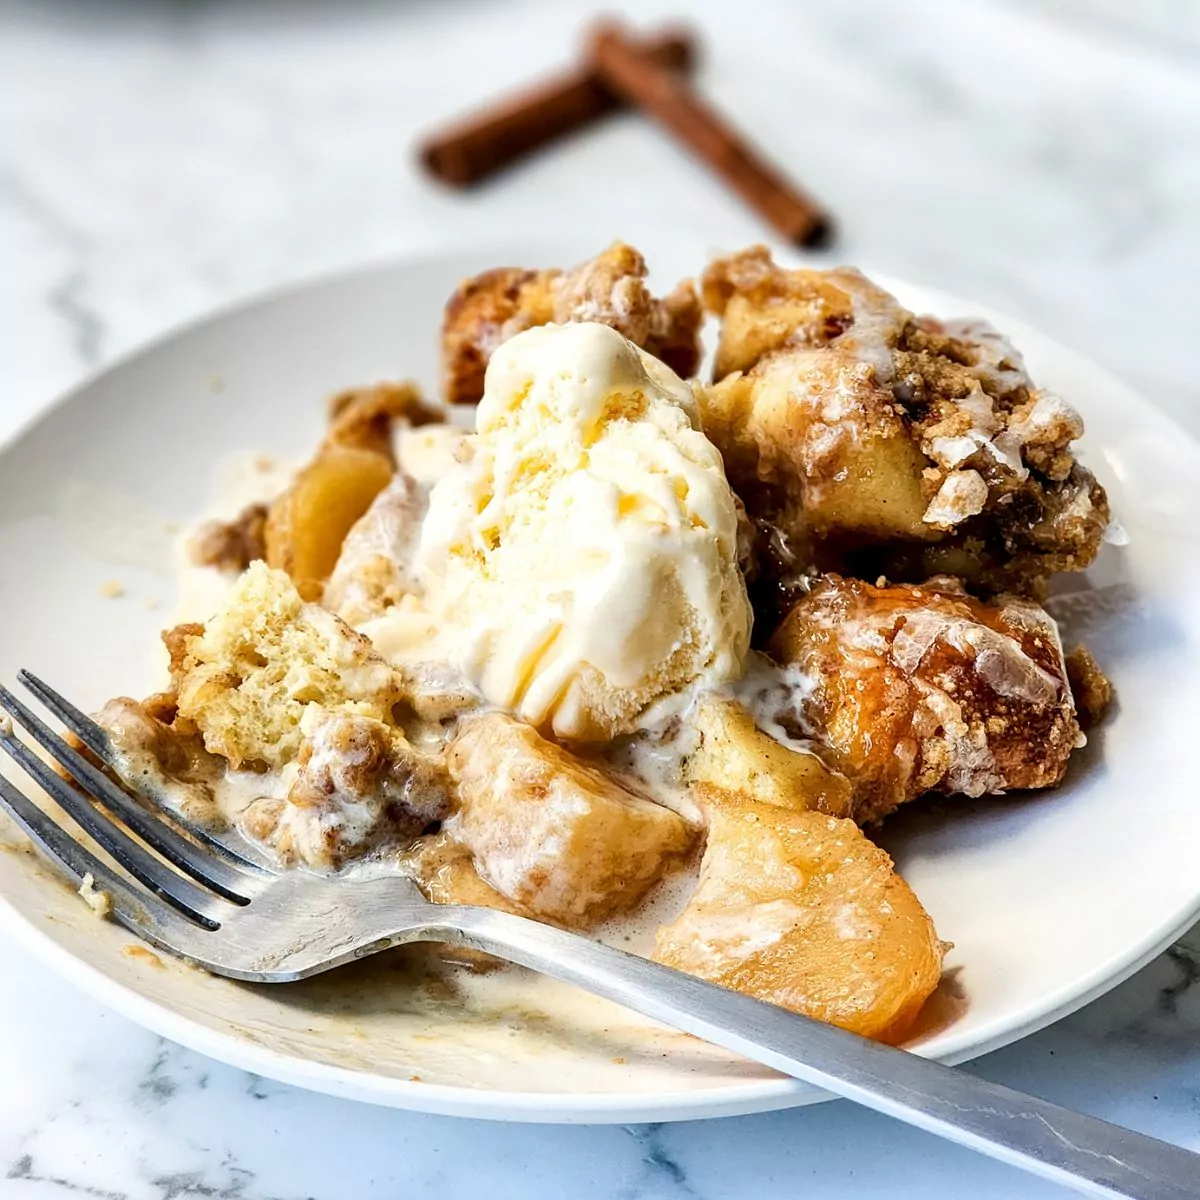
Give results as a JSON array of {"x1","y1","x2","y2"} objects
[{"x1": 437, "y1": 906, "x2": 1200, "y2": 1200}]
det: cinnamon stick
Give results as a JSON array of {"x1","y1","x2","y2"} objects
[
  {"x1": 420, "y1": 27, "x2": 697, "y2": 187},
  {"x1": 587, "y1": 22, "x2": 832, "y2": 248}
]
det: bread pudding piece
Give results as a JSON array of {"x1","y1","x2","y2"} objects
[
  {"x1": 698, "y1": 247, "x2": 1110, "y2": 610},
  {"x1": 92, "y1": 696, "x2": 223, "y2": 826},
  {"x1": 322, "y1": 472, "x2": 426, "y2": 624},
  {"x1": 1064, "y1": 644, "x2": 1113, "y2": 730},
  {"x1": 685, "y1": 696, "x2": 852, "y2": 818},
  {"x1": 187, "y1": 502, "x2": 268, "y2": 573},
  {"x1": 768, "y1": 574, "x2": 1082, "y2": 824},
  {"x1": 241, "y1": 708, "x2": 450, "y2": 869},
  {"x1": 262, "y1": 381, "x2": 441, "y2": 601},
  {"x1": 441, "y1": 241, "x2": 702, "y2": 404},
  {"x1": 324, "y1": 381, "x2": 442, "y2": 461},
  {"x1": 653, "y1": 790, "x2": 943, "y2": 1043},
  {"x1": 441, "y1": 267, "x2": 557, "y2": 407},
  {"x1": 552, "y1": 241, "x2": 703, "y2": 380},
  {"x1": 168, "y1": 562, "x2": 401, "y2": 769},
  {"x1": 446, "y1": 713, "x2": 694, "y2": 926}
]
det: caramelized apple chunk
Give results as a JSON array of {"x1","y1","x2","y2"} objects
[
  {"x1": 261, "y1": 381, "x2": 440, "y2": 600},
  {"x1": 701, "y1": 246, "x2": 876, "y2": 381},
  {"x1": 264, "y1": 444, "x2": 394, "y2": 602},
  {"x1": 685, "y1": 696, "x2": 852, "y2": 818},
  {"x1": 406, "y1": 829, "x2": 526, "y2": 913},
  {"x1": 447, "y1": 713, "x2": 694, "y2": 926},
  {"x1": 768, "y1": 574, "x2": 1082, "y2": 823},
  {"x1": 701, "y1": 361, "x2": 933, "y2": 548},
  {"x1": 403, "y1": 830, "x2": 534, "y2": 969},
  {"x1": 653, "y1": 790, "x2": 943, "y2": 1043}
]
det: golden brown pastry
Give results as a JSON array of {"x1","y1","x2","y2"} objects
[
  {"x1": 551, "y1": 241, "x2": 702, "y2": 380},
  {"x1": 699, "y1": 247, "x2": 1110, "y2": 623},
  {"x1": 767, "y1": 574, "x2": 1082, "y2": 823},
  {"x1": 441, "y1": 267, "x2": 558, "y2": 407},
  {"x1": 324, "y1": 381, "x2": 442, "y2": 461},
  {"x1": 440, "y1": 242, "x2": 702, "y2": 404}
]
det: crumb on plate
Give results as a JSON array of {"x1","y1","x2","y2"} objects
[
  {"x1": 122, "y1": 944, "x2": 164, "y2": 967},
  {"x1": 78, "y1": 872, "x2": 112, "y2": 917}
]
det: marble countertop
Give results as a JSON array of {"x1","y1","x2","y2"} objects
[{"x1": 2, "y1": 1, "x2": 1199, "y2": 1197}]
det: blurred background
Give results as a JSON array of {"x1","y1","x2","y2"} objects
[{"x1": 3, "y1": 0, "x2": 1198, "y2": 439}]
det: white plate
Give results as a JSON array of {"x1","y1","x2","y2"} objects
[{"x1": 2, "y1": 244, "x2": 1198, "y2": 1123}]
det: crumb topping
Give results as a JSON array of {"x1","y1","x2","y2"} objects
[
  {"x1": 698, "y1": 247, "x2": 1110, "y2": 607},
  {"x1": 769, "y1": 574, "x2": 1080, "y2": 822}
]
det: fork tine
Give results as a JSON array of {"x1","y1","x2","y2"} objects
[
  {"x1": 17, "y1": 670, "x2": 272, "y2": 875},
  {"x1": 0, "y1": 772, "x2": 207, "y2": 948},
  {"x1": 0, "y1": 683, "x2": 254, "y2": 903},
  {"x1": 15, "y1": 671, "x2": 111, "y2": 758},
  {"x1": 0, "y1": 699, "x2": 225, "y2": 928}
]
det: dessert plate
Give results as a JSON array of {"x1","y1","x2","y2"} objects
[{"x1": 1, "y1": 243, "x2": 1198, "y2": 1123}]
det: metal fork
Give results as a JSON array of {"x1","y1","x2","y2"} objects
[{"x1": 0, "y1": 672, "x2": 1196, "y2": 1200}]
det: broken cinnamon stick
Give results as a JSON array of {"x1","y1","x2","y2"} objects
[
  {"x1": 587, "y1": 21, "x2": 832, "y2": 248},
  {"x1": 420, "y1": 27, "x2": 697, "y2": 187}
]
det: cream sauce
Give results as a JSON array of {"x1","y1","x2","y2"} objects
[{"x1": 152, "y1": 426, "x2": 821, "y2": 1004}]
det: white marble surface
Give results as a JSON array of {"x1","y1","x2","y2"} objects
[{"x1": 2, "y1": 1, "x2": 1200, "y2": 1197}]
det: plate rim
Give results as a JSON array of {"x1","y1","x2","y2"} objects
[
  {"x1": 3, "y1": 244, "x2": 1199, "y2": 1122},
  {"x1": 7, "y1": 880, "x2": 1200, "y2": 1123}
]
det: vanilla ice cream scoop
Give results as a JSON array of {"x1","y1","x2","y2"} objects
[{"x1": 417, "y1": 322, "x2": 752, "y2": 740}]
